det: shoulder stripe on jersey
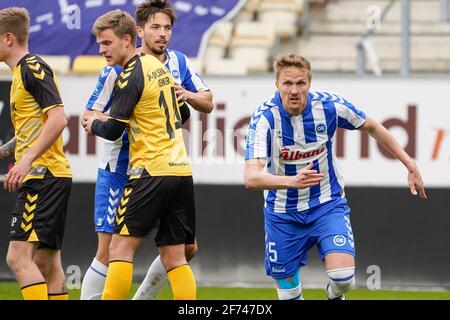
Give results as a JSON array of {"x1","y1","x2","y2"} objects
[
  {"x1": 85, "y1": 66, "x2": 114, "y2": 111},
  {"x1": 250, "y1": 99, "x2": 277, "y2": 128},
  {"x1": 310, "y1": 91, "x2": 346, "y2": 104},
  {"x1": 311, "y1": 90, "x2": 365, "y2": 123}
]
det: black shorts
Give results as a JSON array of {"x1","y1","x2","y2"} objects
[
  {"x1": 10, "y1": 172, "x2": 72, "y2": 250},
  {"x1": 114, "y1": 171, "x2": 196, "y2": 246}
]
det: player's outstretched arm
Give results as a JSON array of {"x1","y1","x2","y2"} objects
[
  {"x1": 359, "y1": 116, "x2": 427, "y2": 199},
  {"x1": 0, "y1": 137, "x2": 16, "y2": 160},
  {"x1": 4, "y1": 106, "x2": 67, "y2": 192},
  {"x1": 244, "y1": 159, "x2": 324, "y2": 190}
]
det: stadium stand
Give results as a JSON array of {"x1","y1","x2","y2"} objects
[
  {"x1": 258, "y1": 0, "x2": 304, "y2": 39},
  {"x1": 6, "y1": 0, "x2": 447, "y2": 75},
  {"x1": 204, "y1": 21, "x2": 234, "y2": 62},
  {"x1": 40, "y1": 55, "x2": 72, "y2": 74},
  {"x1": 72, "y1": 55, "x2": 106, "y2": 74},
  {"x1": 295, "y1": 0, "x2": 450, "y2": 73},
  {"x1": 233, "y1": 0, "x2": 261, "y2": 22},
  {"x1": 0, "y1": 56, "x2": 71, "y2": 74},
  {"x1": 204, "y1": 58, "x2": 249, "y2": 75},
  {"x1": 229, "y1": 21, "x2": 277, "y2": 72}
]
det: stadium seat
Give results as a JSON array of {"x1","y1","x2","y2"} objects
[
  {"x1": 204, "y1": 58, "x2": 248, "y2": 76},
  {"x1": 40, "y1": 55, "x2": 71, "y2": 74},
  {"x1": 229, "y1": 21, "x2": 276, "y2": 72},
  {"x1": 258, "y1": 0, "x2": 303, "y2": 39},
  {"x1": 72, "y1": 55, "x2": 106, "y2": 74},
  {"x1": 245, "y1": 0, "x2": 262, "y2": 12},
  {"x1": 233, "y1": 0, "x2": 260, "y2": 22},
  {"x1": 204, "y1": 21, "x2": 234, "y2": 61}
]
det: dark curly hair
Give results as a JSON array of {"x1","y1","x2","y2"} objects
[{"x1": 135, "y1": 0, "x2": 176, "y2": 27}]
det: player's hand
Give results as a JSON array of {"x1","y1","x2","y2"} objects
[
  {"x1": 4, "y1": 158, "x2": 32, "y2": 192},
  {"x1": 407, "y1": 163, "x2": 427, "y2": 199},
  {"x1": 82, "y1": 113, "x2": 100, "y2": 135},
  {"x1": 290, "y1": 162, "x2": 325, "y2": 189},
  {"x1": 82, "y1": 110, "x2": 108, "y2": 127},
  {"x1": 174, "y1": 84, "x2": 190, "y2": 103}
]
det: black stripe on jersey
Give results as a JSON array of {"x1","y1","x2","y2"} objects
[
  {"x1": 19, "y1": 54, "x2": 63, "y2": 111},
  {"x1": 109, "y1": 55, "x2": 144, "y2": 122}
]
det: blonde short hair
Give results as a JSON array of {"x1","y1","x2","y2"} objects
[
  {"x1": 0, "y1": 7, "x2": 30, "y2": 45},
  {"x1": 92, "y1": 9, "x2": 136, "y2": 45},
  {"x1": 274, "y1": 53, "x2": 312, "y2": 81}
]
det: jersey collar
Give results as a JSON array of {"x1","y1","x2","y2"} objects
[{"x1": 162, "y1": 49, "x2": 170, "y2": 67}]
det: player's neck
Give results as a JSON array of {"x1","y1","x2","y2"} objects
[
  {"x1": 285, "y1": 104, "x2": 306, "y2": 117},
  {"x1": 118, "y1": 50, "x2": 137, "y2": 68},
  {"x1": 153, "y1": 52, "x2": 166, "y2": 64},
  {"x1": 5, "y1": 47, "x2": 29, "y2": 70}
]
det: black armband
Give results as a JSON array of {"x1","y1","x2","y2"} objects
[
  {"x1": 92, "y1": 118, "x2": 127, "y2": 141},
  {"x1": 179, "y1": 102, "x2": 191, "y2": 124}
]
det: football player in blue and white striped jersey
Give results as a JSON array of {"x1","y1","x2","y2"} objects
[
  {"x1": 244, "y1": 53, "x2": 426, "y2": 300},
  {"x1": 80, "y1": 0, "x2": 213, "y2": 300}
]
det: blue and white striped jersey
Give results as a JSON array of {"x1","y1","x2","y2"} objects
[
  {"x1": 165, "y1": 49, "x2": 209, "y2": 92},
  {"x1": 245, "y1": 90, "x2": 366, "y2": 213},
  {"x1": 85, "y1": 64, "x2": 129, "y2": 173},
  {"x1": 84, "y1": 49, "x2": 209, "y2": 173}
]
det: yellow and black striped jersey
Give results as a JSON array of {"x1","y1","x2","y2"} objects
[
  {"x1": 108, "y1": 54, "x2": 191, "y2": 177},
  {"x1": 10, "y1": 54, "x2": 72, "y2": 181}
]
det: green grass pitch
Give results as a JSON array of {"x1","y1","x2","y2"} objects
[{"x1": 0, "y1": 281, "x2": 449, "y2": 300}]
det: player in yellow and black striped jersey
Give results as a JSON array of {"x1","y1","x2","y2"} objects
[
  {"x1": 10, "y1": 53, "x2": 72, "y2": 180},
  {"x1": 105, "y1": 53, "x2": 192, "y2": 177},
  {"x1": 0, "y1": 7, "x2": 72, "y2": 300},
  {"x1": 83, "y1": 9, "x2": 196, "y2": 300}
]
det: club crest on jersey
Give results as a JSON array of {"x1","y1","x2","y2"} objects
[
  {"x1": 280, "y1": 146, "x2": 325, "y2": 161},
  {"x1": 171, "y1": 70, "x2": 180, "y2": 79},
  {"x1": 333, "y1": 235, "x2": 347, "y2": 247},
  {"x1": 316, "y1": 123, "x2": 327, "y2": 134}
]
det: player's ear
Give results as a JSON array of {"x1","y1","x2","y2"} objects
[
  {"x1": 122, "y1": 34, "x2": 133, "y2": 47},
  {"x1": 136, "y1": 25, "x2": 144, "y2": 39},
  {"x1": 5, "y1": 33, "x2": 14, "y2": 47}
]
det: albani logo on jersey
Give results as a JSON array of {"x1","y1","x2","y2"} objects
[{"x1": 280, "y1": 146, "x2": 325, "y2": 161}]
